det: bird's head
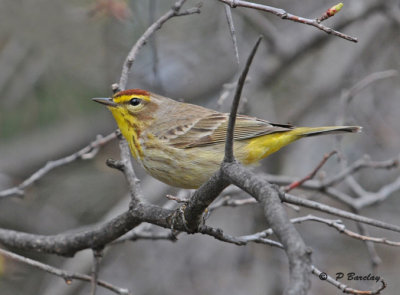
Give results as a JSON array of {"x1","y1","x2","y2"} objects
[
  {"x1": 92, "y1": 89, "x2": 161, "y2": 146},
  {"x1": 92, "y1": 89, "x2": 153, "y2": 115}
]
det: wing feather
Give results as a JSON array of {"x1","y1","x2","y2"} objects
[{"x1": 159, "y1": 112, "x2": 294, "y2": 149}]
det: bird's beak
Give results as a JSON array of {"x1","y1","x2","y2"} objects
[{"x1": 92, "y1": 97, "x2": 118, "y2": 107}]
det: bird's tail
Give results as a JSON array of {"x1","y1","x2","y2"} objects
[{"x1": 292, "y1": 126, "x2": 362, "y2": 137}]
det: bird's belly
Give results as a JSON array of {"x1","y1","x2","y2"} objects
[{"x1": 139, "y1": 144, "x2": 224, "y2": 189}]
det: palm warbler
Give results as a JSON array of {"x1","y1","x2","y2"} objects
[{"x1": 93, "y1": 89, "x2": 360, "y2": 188}]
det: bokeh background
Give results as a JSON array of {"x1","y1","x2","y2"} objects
[{"x1": 0, "y1": 0, "x2": 399, "y2": 294}]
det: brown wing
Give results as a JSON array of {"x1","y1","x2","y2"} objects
[{"x1": 160, "y1": 112, "x2": 294, "y2": 149}]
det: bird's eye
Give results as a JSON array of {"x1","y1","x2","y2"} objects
[{"x1": 129, "y1": 97, "x2": 141, "y2": 106}]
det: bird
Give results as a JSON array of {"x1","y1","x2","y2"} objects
[{"x1": 93, "y1": 89, "x2": 361, "y2": 189}]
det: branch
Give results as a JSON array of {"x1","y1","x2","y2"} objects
[
  {"x1": 218, "y1": 0, "x2": 358, "y2": 42},
  {"x1": 263, "y1": 152, "x2": 400, "y2": 210},
  {"x1": 284, "y1": 150, "x2": 337, "y2": 192},
  {"x1": 199, "y1": 225, "x2": 283, "y2": 248},
  {"x1": 90, "y1": 249, "x2": 103, "y2": 295},
  {"x1": 198, "y1": 222, "x2": 387, "y2": 295},
  {"x1": 114, "y1": 230, "x2": 179, "y2": 244},
  {"x1": 222, "y1": 162, "x2": 312, "y2": 295},
  {"x1": 321, "y1": 154, "x2": 399, "y2": 188},
  {"x1": 0, "y1": 211, "x2": 141, "y2": 256},
  {"x1": 117, "y1": 0, "x2": 201, "y2": 90},
  {"x1": 281, "y1": 193, "x2": 400, "y2": 233},
  {"x1": 107, "y1": 137, "x2": 143, "y2": 206},
  {"x1": 224, "y1": 36, "x2": 262, "y2": 162},
  {"x1": 292, "y1": 215, "x2": 400, "y2": 247},
  {"x1": 182, "y1": 37, "x2": 262, "y2": 232},
  {"x1": 311, "y1": 266, "x2": 386, "y2": 295},
  {"x1": 0, "y1": 132, "x2": 118, "y2": 198},
  {"x1": 352, "y1": 214, "x2": 382, "y2": 271},
  {"x1": 224, "y1": 4, "x2": 240, "y2": 65},
  {"x1": 0, "y1": 248, "x2": 130, "y2": 295},
  {"x1": 336, "y1": 69, "x2": 398, "y2": 126}
]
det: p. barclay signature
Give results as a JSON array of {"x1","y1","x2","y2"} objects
[{"x1": 336, "y1": 272, "x2": 381, "y2": 283}]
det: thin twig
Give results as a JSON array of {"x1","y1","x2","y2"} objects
[
  {"x1": 353, "y1": 219, "x2": 382, "y2": 271},
  {"x1": 321, "y1": 154, "x2": 399, "y2": 188},
  {"x1": 209, "y1": 195, "x2": 257, "y2": 212},
  {"x1": 165, "y1": 194, "x2": 189, "y2": 203},
  {"x1": 224, "y1": 4, "x2": 240, "y2": 65},
  {"x1": 311, "y1": 266, "x2": 386, "y2": 295},
  {"x1": 285, "y1": 150, "x2": 337, "y2": 192},
  {"x1": 282, "y1": 193, "x2": 400, "y2": 233},
  {"x1": 336, "y1": 69, "x2": 398, "y2": 126},
  {"x1": 218, "y1": 0, "x2": 358, "y2": 42},
  {"x1": 351, "y1": 207, "x2": 382, "y2": 272},
  {"x1": 118, "y1": 138, "x2": 143, "y2": 205},
  {"x1": 292, "y1": 215, "x2": 400, "y2": 247},
  {"x1": 114, "y1": 229, "x2": 179, "y2": 244},
  {"x1": 117, "y1": 0, "x2": 201, "y2": 90},
  {"x1": 199, "y1": 223, "x2": 387, "y2": 294},
  {"x1": 0, "y1": 248, "x2": 130, "y2": 295},
  {"x1": 181, "y1": 37, "x2": 262, "y2": 232},
  {"x1": 224, "y1": 36, "x2": 262, "y2": 162},
  {"x1": 0, "y1": 131, "x2": 118, "y2": 198},
  {"x1": 90, "y1": 249, "x2": 103, "y2": 295},
  {"x1": 199, "y1": 225, "x2": 283, "y2": 248}
]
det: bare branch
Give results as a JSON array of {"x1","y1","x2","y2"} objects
[
  {"x1": 0, "y1": 211, "x2": 141, "y2": 256},
  {"x1": 182, "y1": 37, "x2": 262, "y2": 232},
  {"x1": 321, "y1": 154, "x2": 399, "y2": 188},
  {"x1": 263, "y1": 152, "x2": 400, "y2": 210},
  {"x1": 90, "y1": 249, "x2": 103, "y2": 295},
  {"x1": 282, "y1": 193, "x2": 400, "y2": 233},
  {"x1": 222, "y1": 162, "x2": 312, "y2": 295},
  {"x1": 285, "y1": 150, "x2": 337, "y2": 192},
  {"x1": 224, "y1": 36, "x2": 262, "y2": 162},
  {"x1": 0, "y1": 132, "x2": 118, "y2": 199},
  {"x1": 292, "y1": 215, "x2": 400, "y2": 247},
  {"x1": 337, "y1": 69, "x2": 398, "y2": 126},
  {"x1": 117, "y1": 137, "x2": 143, "y2": 206},
  {"x1": 199, "y1": 225, "x2": 283, "y2": 248},
  {"x1": 117, "y1": 0, "x2": 201, "y2": 90},
  {"x1": 0, "y1": 248, "x2": 130, "y2": 295},
  {"x1": 224, "y1": 4, "x2": 240, "y2": 65},
  {"x1": 353, "y1": 217, "x2": 382, "y2": 271},
  {"x1": 208, "y1": 195, "x2": 257, "y2": 212},
  {"x1": 311, "y1": 266, "x2": 386, "y2": 295},
  {"x1": 114, "y1": 230, "x2": 179, "y2": 244},
  {"x1": 218, "y1": 0, "x2": 358, "y2": 42}
]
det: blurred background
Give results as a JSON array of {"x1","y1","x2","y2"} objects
[{"x1": 0, "y1": 0, "x2": 399, "y2": 294}]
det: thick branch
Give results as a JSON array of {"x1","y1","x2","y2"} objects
[
  {"x1": 222, "y1": 162, "x2": 311, "y2": 295},
  {"x1": 0, "y1": 211, "x2": 140, "y2": 256}
]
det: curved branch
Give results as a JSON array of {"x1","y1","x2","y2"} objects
[
  {"x1": 117, "y1": 0, "x2": 201, "y2": 90},
  {"x1": 222, "y1": 162, "x2": 311, "y2": 295}
]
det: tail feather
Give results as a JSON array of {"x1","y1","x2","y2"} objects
[{"x1": 294, "y1": 126, "x2": 362, "y2": 137}]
